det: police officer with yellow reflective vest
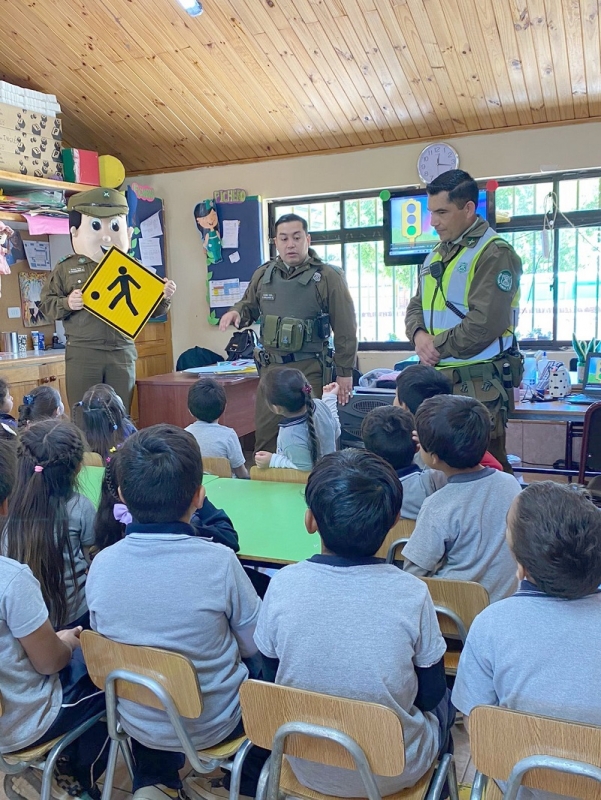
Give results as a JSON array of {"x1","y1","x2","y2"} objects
[
  {"x1": 405, "y1": 170, "x2": 523, "y2": 473},
  {"x1": 39, "y1": 187, "x2": 176, "y2": 413},
  {"x1": 219, "y1": 213, "x2": 358, "y2": 453}
]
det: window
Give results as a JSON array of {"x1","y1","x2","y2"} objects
[{"x1": 269, "y1": 171, "x2": 601, "y2": 348}]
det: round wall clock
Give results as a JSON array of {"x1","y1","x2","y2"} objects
[{"x1": 417, "y1": 143, "x2": 460, "y2": 184}]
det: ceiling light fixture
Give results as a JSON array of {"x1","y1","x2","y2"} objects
[{"x1": 176, "y1": 0, "x2": 203, "y2": 16}]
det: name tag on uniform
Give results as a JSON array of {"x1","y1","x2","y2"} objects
[
  {"x1": 68, "y1": 267, "x2": 86, "y2": 274},
  {"x1": 261, "y1": 293, "x2": 276, "y2": 301}
]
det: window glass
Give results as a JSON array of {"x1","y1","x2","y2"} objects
[
  {"x1": 558, "y1": 178, "x2": 601, "y2": 213},
  {"x1": 344, "y1": 197, "x2": 383, "y2": 228},
  {"x1": 556, "y1": 227, "x2": 601, "y2": 341},
  {"x1": 495, "y1": 183, "x2": 552, "y2": 218},
  {"x1": 501, "y1": 231, "x2": 552, "y2": 341},
  {"x1": 274, "y1": 203, "x2": 339, "y2": 232}
]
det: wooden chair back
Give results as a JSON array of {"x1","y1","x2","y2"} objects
[
  {"x1": 421, "y1": 577, "x2": 489, "y2": 638},
  {"x1": 202, "y1": 456, "x2": 232, "y2": 478},
  {"x1": 470, "y1": 705, "x2": 601, "y2": 799},
  {"x1": 250, "y1": 466, "x2": 309, "y2": 484},
  {"x1": 376, "y1": 517, "x2": 416, "y2": 559},
  {"x1": 239, "y1": 680, "x2": 405, "y2": 776},
  {"x1": 579, "y1": 401, "x2": 601, "y2": 484},
  {"x1": 80, "y1": 630, "x2": 202, "y2": 719}
]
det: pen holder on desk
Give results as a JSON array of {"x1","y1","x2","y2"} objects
[{"x1": 1, "y1": 332, "x2": 19, "y2": 353}]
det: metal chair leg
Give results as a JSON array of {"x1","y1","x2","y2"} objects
[{"x1": 101, "y1": 738, "x2": 121, "y2": 800}]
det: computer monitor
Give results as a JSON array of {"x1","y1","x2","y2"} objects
[
  {"x1": 584, "y1": 353, "x2": 601, "y2": 389},
  {"x1": 383, "y1": 187, "x2": 494, "y2": 266}
]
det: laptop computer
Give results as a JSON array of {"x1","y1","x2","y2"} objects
[{"x1": 567, "y1": 353, "x2": 601, "y2": 404}]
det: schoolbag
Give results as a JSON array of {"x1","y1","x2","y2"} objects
[{"x1": 225, "y1": 327, "x2": 258, "y2": 361}]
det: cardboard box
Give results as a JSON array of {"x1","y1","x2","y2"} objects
[
  {"x1": 0, "y1": 150, "x2": 63, "y2": 177},
  {"x1": 62, "y1": 148, "x2": 99, "y2": 185},
  {"x1": 0, "y1": 127, "x2": 62, "y2": 163},
  {"x1": 0, "y1": 103, "x2": 61, "y2": 140}
]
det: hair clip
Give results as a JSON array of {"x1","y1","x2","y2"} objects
[
  {"x1": 34, "y1": 465, "x2": 43, "y2": 473},
  {"x1": 302, "y1": 383, "x2": 312, "y2": 395},
  {"x1": 23, "y1": 394, "x2": 34, "y2": 406}
]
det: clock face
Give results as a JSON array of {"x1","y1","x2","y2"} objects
[{"x1": 417, "y1": 143, "x2": 460, "y2": 184}]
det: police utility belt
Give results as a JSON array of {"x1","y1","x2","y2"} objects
[{"x1": 256, "y1": 312, "x2": 331, "y2": 366}]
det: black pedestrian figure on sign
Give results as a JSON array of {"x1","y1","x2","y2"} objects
[{"x1": 107, "y1": 266, "x2": 141, "y2": 316}]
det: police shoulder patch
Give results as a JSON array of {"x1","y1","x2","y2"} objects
[{"x1": 496, "y1": 270, "x2": 513, "y2": 292}]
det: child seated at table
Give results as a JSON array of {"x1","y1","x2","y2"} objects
[
  {"x1": 395, "y1": 365, "x2": 503, "y2": 471},
  {"x1": 254, "y1": 449, "x2": 452, "y2": 798},
  {"x1": 72, "y1": 383, "x2": 136, "y2": 466},
  {"x1": 255, "y1": 367, "x2": 340, "y2": 472},
  {"x1": 402, "y1": 395, "x2": 520, "y2": 602},
  {"x1": 452, "y1": 481, "x2": 601, "y2": 787},
  {"x1": 2, "y1": 419, "x2": 96, "y2": 628},
  {"x1": 86, "y1": 424, "x2": 264, "y2": 800},
  {"x1": 0, "y1": 377, "x2": 17, "y2": 431},
  {"x1": 185, "y1": 377, "x2": 249, "y2": 479},
  {"x1": 18, "y1": 385, "x2": 64, "y2": 428},
  {"x1": 361, "y1": 405, "x2": 445, "y2": 519},
  {"x1": 0, "y1": 437, "x2": 107, "y2": 799}
]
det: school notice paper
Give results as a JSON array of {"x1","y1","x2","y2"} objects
[
  {"x1": 23, "y1": 240, "x2": 51, "y2": 271},
  {"x1": 209, "y1": 278, "x2": 249, "y2": 308}
]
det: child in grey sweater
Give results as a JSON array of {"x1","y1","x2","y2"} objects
[{"x1": 255, "y1": 367, "x2": 340, "y2": 471}]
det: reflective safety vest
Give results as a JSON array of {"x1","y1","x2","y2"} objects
[{"x1": 420, "y1": 227, "x2": 519, "y2": 368}]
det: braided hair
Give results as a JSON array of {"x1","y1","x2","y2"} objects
[
  {"x1": 2, "y1": 419, "x2": 84, "y2": 628},
  {"x1": 263, "y1": 367, "x2": 320, "y2": 467},
  {"x1": 18, "y1": 385, "x2": 63, "y2": 428},
  {"x1": 93, "y1": 449, "x2": 126, "y2": 552},
  {"x1": 72, "y1": 383, "x2": 136, "y2": 464}
]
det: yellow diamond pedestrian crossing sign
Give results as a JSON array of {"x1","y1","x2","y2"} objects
[{"x1": 82, "y1": 247, "x2": 165, "y2": 339}]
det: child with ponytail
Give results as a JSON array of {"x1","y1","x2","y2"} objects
[
  {"x1": 18, "y1": 385, "x2": 64, "y2": 428},
  {"x1": 2, "y1": 419, "x2": 96, "y2": 629},
  {"x1": 255, "y1": 367, "x2": 340, "y2": 471},
  {"x1": 72, "y1": 383, "x2": 136, "y2": 465}
]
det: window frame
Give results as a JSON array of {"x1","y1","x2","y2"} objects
[{"x1": 268, "y1": 168, "x2": 601, "y2": 350}]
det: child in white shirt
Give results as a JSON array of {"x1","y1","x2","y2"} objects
[
  {"x1": 255, "y1": 367, "x2": 340, "y2": 471},
  {"x1": 185, "y1": 377, "x2": 249, "y2": 478}
]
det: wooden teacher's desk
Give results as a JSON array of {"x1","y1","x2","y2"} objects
[
  {"x1": 136, "y1": 372, "x2": 259, "y2": 435},
  {"x1": 511, "y1": 399, "x2": 586, "y2": 423}
]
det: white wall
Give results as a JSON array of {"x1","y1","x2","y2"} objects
[{"x1": 130, "y1": 121, "x2": 601, "y2": 365}]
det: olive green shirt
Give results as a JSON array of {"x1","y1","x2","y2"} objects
[
  {"x1": 405, "y1": 217, "x2": 522, "y2": 360},
  {"x1": 231, "y1": 250, "x2": 358, "y2": 376},
  {"x1": 39, "y1": 254, "x2": 171, "y2": 351}
]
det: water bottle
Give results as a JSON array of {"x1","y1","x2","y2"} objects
[{"x1": 523, "y1": 353, "x2": 538, "y2": 387}]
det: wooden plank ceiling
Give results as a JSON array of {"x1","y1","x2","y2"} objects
[{"x1": 0, "y1": 0, "x2": 599, "y2": 174}]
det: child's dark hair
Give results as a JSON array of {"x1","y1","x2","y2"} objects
[
  {"x1": 361, "y1": 406, "x2": 416, "y2": 471},
  {"x1": 263, "y1": 367, "x2": 319, "y2": 466},
  {"x1": 415, "y1": 394, "x2": 491, "y2": 469},
  {"x1": 188, "y1": 378, "x2": 227, "y2": 423},
  {"x1": 305, "y1": 449, "x2": 403, "y2": 558},
  {"x1": 509, "y1": 482, "x2": 601, "y2": 599},
  {"x1": 395, "y1": 365, "x2": 452, "y2": 414},
  {"x1": 94, "y1": 449, "x2": 125, "y2": 551},
  {"x1": 0, "y1": 437, "x2": 16, "y2": 506},
  {"x1": 0, "y1": 377, "x2": 10, "y2": 408},
  {"x1": 18, "y1": 385, "x2": 62, "y2": 428},
  {"x1": 2, "y1": 420, "x2": 84, "y2": 627},
  {"x1": 118, "y1": 424, "x2": 203, "y2": 524},
  {"x1": 72, "y1": 383, "x2": 136, "y2": 463}
]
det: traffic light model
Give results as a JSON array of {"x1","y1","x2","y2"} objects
[{"x1": 400, "y1": 199, "x2": 421, "y2": 245}]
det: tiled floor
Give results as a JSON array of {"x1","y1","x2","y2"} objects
[{"x1": 0, "y1": 722, "x2": 474, "y2": 800}]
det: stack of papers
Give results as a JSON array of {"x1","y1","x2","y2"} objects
[{"x1": 184, "y1": 360, "x2": 257, "y2": 376}]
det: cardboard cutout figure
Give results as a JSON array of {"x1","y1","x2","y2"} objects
[
  {"x1": 194, "y1": 199, "x2": 222, "y2": 265},
  {"x1": 0, "y1": 222, "x2": 14, "y2": 297},
  {"x1": 39, "y1": 187, "x2": 176, "y2": 412}
]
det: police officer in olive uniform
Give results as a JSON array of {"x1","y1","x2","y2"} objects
[
  {"x1": 219, "y1": 213, "x2": 358, "y2": 453},
  {"x1": 405, "y1": 170, "x2": 523, "y2": 472},
  {"x1": 39, "y1": 187, "x2": 176, "y2": 412}
]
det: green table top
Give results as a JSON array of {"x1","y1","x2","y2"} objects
[
  {"x1": 202, "y1": 474, "x2": 221, "y2": 485},
  {"x1": 205, "y1": 479, "x2": 320, "y2": 564}
]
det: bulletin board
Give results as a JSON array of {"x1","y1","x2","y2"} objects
[
  {"x1": 203, "y1": 195, "x2": 264, "y2": 325},
  {"x1": 126, "y1": 183, "x2": 167, "y2": 322}
]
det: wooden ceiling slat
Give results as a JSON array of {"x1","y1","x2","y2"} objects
[
  {"x1": 455, "y1": 0, "x2": 520, "y2": 127},
  {"x1": 358, "y1": 3, "x2": 432, "y2": 138},
  {"x1": 534, "y1": 0, "x2": 575, "y2": 121},
  {"x1": 557, "y1": 0, "x2": 589, "y2": 119},
  {"x1": 580, "y1": 0, "x2": 601, "y2": 116},
  {"x1": 278, "y1": 0, "x2": 379, "y2": 145},
  {"x1": 506, "y1": 2, "x2": 547, "y2": 123},
  {"x1": 392, "y1": 1, "x2": 462, "y2": 135},
  {"x1": 0, "y1": 0, "x2": 598, "y2": 172},
  {"x1": 406, "y1": 0, "x2": 477, "y2": 132},
  {"x1": 372, "y1": 0, "x2": 445, "y2": 137},
  {"x1": 524, "y1": 0, "x2": 565, "y2": 122}
]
